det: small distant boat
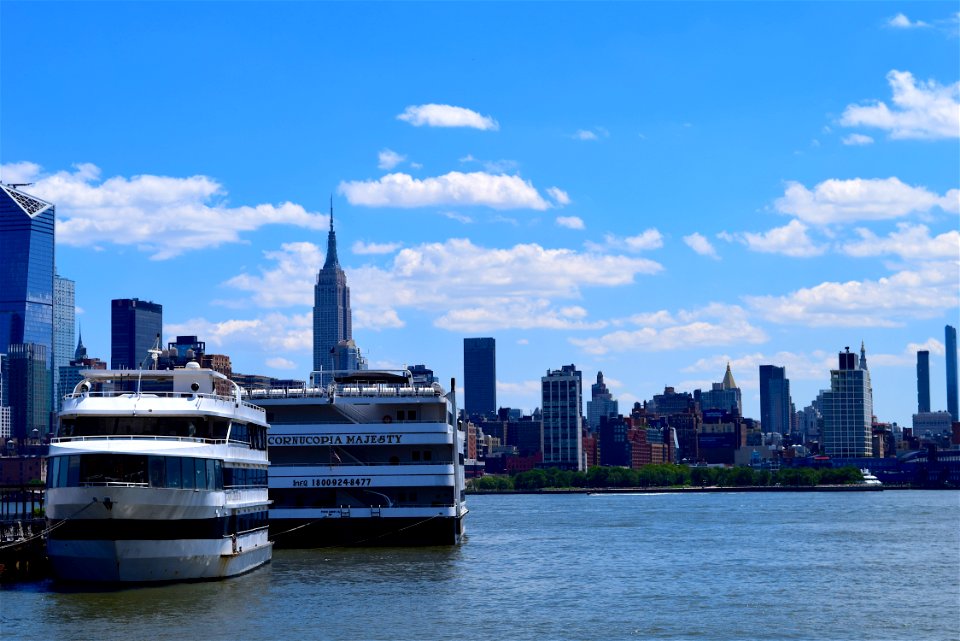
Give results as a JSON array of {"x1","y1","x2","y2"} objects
[{"x1": 860, "y1": 469, "x2": 882, "y2": 486}]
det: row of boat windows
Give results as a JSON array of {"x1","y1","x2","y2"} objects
[
  {"x1": 57, "y1": 417, "x2": 267, "y2": 450},
  {"x1": 46, "y1": 454, "x2": 267, "y2": 490},
  {"x1": 272, "y1": 487, "x2": 456, "y2": 509}
]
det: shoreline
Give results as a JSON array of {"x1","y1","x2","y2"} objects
[{"x1": 466, "y1": 484, "x2": 959, "y2": 495}]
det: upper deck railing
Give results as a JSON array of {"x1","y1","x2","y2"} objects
[
  {"x1": 246, "y1": 382, "x2": 445, "y2": 401},
  {"x1": 62, "y1": 389, "x2": 265, "y2": 413}
]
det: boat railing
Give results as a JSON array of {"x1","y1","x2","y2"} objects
[
  {"x1": 78, "y1": 481, "x2": 150, "y2": 488},
  {"x1": 64, "y1": 390, "x2": 266, "y2": 414},
  {"x1": 51, "y1": 435, "x2": 241, "y2": 446},
  {"x1": 268, "y1": 418, "x2": 451, "y2": 426},
  {"x1": 271, "y1": 461, "x2": 456, "y2": 468},
  {"x1": 246, "y1": 383, "x2": 444, "y2": 400}
]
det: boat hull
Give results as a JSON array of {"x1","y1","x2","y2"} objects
[
  {"x1": 270, "y1": 515, "x2": 465, "y2": 548},
  {"x1": 47, "y1": 534, "x2": 272, "y2": 583}
]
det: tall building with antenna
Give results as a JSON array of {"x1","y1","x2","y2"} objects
[
  {"x1": 110, "y1": 298, "x2": 163, "y2": 370},
  {"x1": 313, "y1": 199, "x2": 352, "y2": 383}
]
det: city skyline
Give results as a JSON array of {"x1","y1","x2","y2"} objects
[{"x1": 1, "y1": 2, "x2": 958, "y2": 426}]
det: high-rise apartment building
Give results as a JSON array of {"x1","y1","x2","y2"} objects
[
  {"x1": 946, "y1": 325, "x2": 958, "y2": 422},
  {"x1": 541, "y1": 364, "x2": 583, "y2": 471},
  {"x1": 759, "y1": 365, "x2": 792, "y2": 434},
  {"x1": 1, "y1": 184, "x2": 55, "y2": 443},
  {"x1": 464, "y1": 337, "x2": 496, "y2": 418},
  {"x1": 821, "y1": 344, "x2": 874, "y2": 458},
  {"x1": 916, "y1": 350, "x2": 930, "y2": 414},
  {"x1": 698, "y1": 363, "x2": 743, "y2": 415},
  {"x1": 313, "y1": 207, "x2": 351, "y2": 382},
  {"x1": 111, "y1": 298, "x2": 163, "y2": 369},
  {"x1": 53, "y1": 274, "x2": 75, "y2": 411},
  {"x1": 586, "y1": 371, "x2": 618, "y2": 431},
  {"x1": 0, "y1": 354, "x2": 10, "y2": 440}
]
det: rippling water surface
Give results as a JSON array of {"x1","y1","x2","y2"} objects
[{"x1": 3, "y1": 491, "x2": 958, "y2": 641}]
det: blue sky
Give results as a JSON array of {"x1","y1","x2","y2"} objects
[{"x1": 2, "y1": 2, "x2": 958, "y2": 427}]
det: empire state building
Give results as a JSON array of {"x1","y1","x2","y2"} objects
[{"x1": 313, "y1": 204, "x2": 352, "y2": 379}]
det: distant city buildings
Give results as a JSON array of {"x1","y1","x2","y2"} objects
[
  {"x1": 821, "y1": 344, "x2": 874, "y2": 458},
  {"x1": 313, "y1": 207, "x2": 351, "y2": 383},
  {"x1": 759, "y1": 365, "x2": 793, "y2": 434},
  {"x1": 53, "y1": 275, "x2": 75, "y2": 412},
  {"x1": 57, "y1": 332, "x2": 107, "y2": 403},
  {"x1": 946, "y1": 325, "x2": 958, "y2": 422},
  {"x1": 110, "y1": 298, "x2": 162, "y2": 369},
  {"x1": 916, "y1": 349, "x2": 930, "y2": 414},
  {"x1": 463, "y1": 337, "x2": 496, "y2": 419},
  {"x1": 697, "y1": 363, "x2": 742, "y2": 416},
  {"x1": 586, "y1": 371, "x2": 618, "y2": 431},
  {"x1": 541, "y1": 364, "x2": 584, "y2": 471}
]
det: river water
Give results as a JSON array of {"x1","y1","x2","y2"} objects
[{"x1": 2, "y1": 490, "x2": 958, "y2": 641}]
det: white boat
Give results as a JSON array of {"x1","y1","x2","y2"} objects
[
  {"x1": 251, "y1": 369, "x2": 468, "y2": 547},
  {"x1": 860, "y1": 469, "x2": 882, "y2": 486},
  {"x1": 46, "y1": 362, "x2": 272, "y2": 582}
]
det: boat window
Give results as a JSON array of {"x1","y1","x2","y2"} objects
[
  {"x1": 181, "y1": 458, "x2": 196, "y2": 489},
  {"x1": 206, "y1": 459, "x2": 217, "y2": 490},
  {"x1": 166, "y1": 456, "x2": 181, "y2": 488},
  {"x1": 412, "y1": 451, "x2": 421, "y2": 462},
  {"x1": 149, "y1": 456, "x2": 165, "y2": 487},
  {"x1": 211, "y1": 418, "x2": 230, "y2": 440},
  {"x1": 195, "y1": 458, "x2": 207, "y2": 489}
]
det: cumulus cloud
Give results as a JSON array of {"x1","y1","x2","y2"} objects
[
  {"x1": 841, "y1": 223, "x2": 960, "y2": 260},
  {"x1": 224, "y1": 238, "x2": 663, "y2": 333},
  {"x1": 572, "y1": 127, "x2": 609, "y2": 141},
  {"x1": 683, "y1": 351, "x2": 837, "y2": 382},
  {"x1": 166, "y1": 312, "x2": 312, "y2": 355},
  {"x1": 718, "y1": 220, "x2": 826, "y2": 257},
  {"x1": 842, "y1": 133, "x2": 875, "y2": 146},
  {"x1": 888, "y1": 13, "x2": 929, "y2": 28},
  {"x1": 683, "y1": 232, "x2": 720, "y2": 259},
  {"x1": 586, "y1": 229, "x2": 664, "y2": 253},
  {"x1": 547, "y1": 187, "x2": 571, "y2": 206},
  {"x1": 338, "y1": 171, "x2": 552, "y2": 210},
  {"x1": 397, "y1": 104, "x2": 499, "y2": 130},
  {"x1": 745, "y1": 260, "x2": 958, "y2": 327},
  {"x1": 2, "y1": 162, "x2": 328, "y2": 260},
  {"x1": 352, "y1": 240, "x2": 402, "y2": 255},
  {"x1": 773, "y1": 177, "x2": 951, "y2": 225},
  {"x1": 377, "y1": 149, "x2": 407, "y2": 170},
  {"x1": 570, "y1": 304, "x2": 767, "y2": 355},
  {"x1": 840, "y1": 70, "x2": 960, "y2": 140},
  {"x1": 556, "y1": 216, "x2": 585, "y2": 230},
  {"x1": 266, "y1": 357, "x2": 297, "y2": 370}
]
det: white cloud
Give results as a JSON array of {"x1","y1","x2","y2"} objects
[
  {"x1": 352, "y1": 240, "x2": 403, "y2": 255},
  {"x1": 166, "y1": 312, "x2": 312, "y2": 355},
  {"x1": 586, "y1": 229, "x2": 664, "y2": 253},
  {"x1": 266, "y1": 357, "x2": 297, "y2": 370},
  {"x1": 516, "y1": 338, "x2": 529, "y2": 345},
  {"x1": 719, "y1": 220, "x2": 826, "y2": 257},
  {"x1": 570, "y1": 304, "x2": 767, "y2": 355},
  {"x1": 773, "y1": 177, "x2": 950, "y2": 225},
  {"x1": 574, "y1": 130, "x2": 599, "y2": 141},
  {"x1": 840, "y1": 70, "x2": 960, "y2": 140},
  {"x1": 224, "y1": 238, "x2": 664, "y2": 333},
  {"x1": 842, "y1": 133, "x2": 875, "y2": 146},
  {"x1": 547, "y1": 187, "x2": 571, "y2": 206},
  {"x1": 841, "y1": 223, "x2": 960, "y2": 260},
  {"x1": 887, "y1": 13, "x2": 929, "y2": 28},
  {"x1": 683, "y1": 351, "x2": 836, "y2": 383},
  {"x1": 3, "y1": 162, "x2": 328, "y2": 260},
  {"x1": 377, "y1": 149, "x2": 407, "y2": 170},
  {"x1": 907, "y1": 338, "x2": 945, "y2": 357},
  {"x1": 338, "y1": 171, "x2": 551, "y2": 210},
  {"x1": 397, "y1": 104, "x2": 499, "y2": 130},
  {"x1": 556, "y1": 216, "x2": 585, "y2": 230},
  {"x1": 745, "y1": 260, "x2": 959, "y2": 327},
  {"x1": 683, "y1": 232, "x2": 720, "y2": 259},
  {"x1": 0, "y1": 161, "x2": 42, "y2": 184},
  {"x1": 442, "y1": 211, "x2": 473, "y2": 224}
]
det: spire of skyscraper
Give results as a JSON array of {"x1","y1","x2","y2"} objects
[
  {"x1": 860, "y1": 341, "x2": 868, "y2": 370},
  {"x1": 721, "y1": 362, "x2": 737, "y2": 390},
  {"x1": 323, "y1": 196, "x2": 340, "y2": 269},
  {"x1": 313, "y1": 198, "x2": 352, "y2": 380},
  {"x1": 74, "y1": 326, "x2": 87, "y2": 361}
]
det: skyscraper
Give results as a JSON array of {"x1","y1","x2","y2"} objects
[
  {"x1": 111, "y1": 298, "x2": 163, "y2": 369},
  {"x1": 946, "y1": 325, "x2": 958, "y2": 422},
  {"x1": 698, "y1": 363, "x2": 743, "y2": 415},
  {"x1": 1, "y1": 184, "x2": 55, "y2": 442},
  {"x1": 759, "y1": 365, "x2": 792, "y2": 434},
  {"x1": 586, "y1": 371, "x2": 618, "y2": 431},
  {"x1": 916, "y1": 350, "x2": 930, "y2": 414},
  {"x1": 53, "y1": 274, "x2": 75, "y2": 411},
  {"x1": 464, "y1": 337, "x2": 496, "y2": 418},
  {"x1": 541, "y1": 364, "x2": 583, "y2": 471},
  {"x1": 821, "y1": 345, "x2": 874, "y2": 458},
  {"x1": 313, "y1": 205, "x2": 351, "y2": 381}
]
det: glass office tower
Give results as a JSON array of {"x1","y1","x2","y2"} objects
[
  {"x1": 464, "y1": 337, "x2": 496, "y2": 418},
  {"x1": 111, "y1": 298, "x2": 163, "y2": 369},
  {"x1": 0, "y1": 184, "x2": 55, "y2": 441}
]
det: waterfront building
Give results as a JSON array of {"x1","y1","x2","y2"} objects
[
  {"x1": 541, "y1": 364, "x2": 584, "y2": 471},
  {"x1": 759, "y1": 365, "x2": 792, "y2": 434},
  {"x1": 53, "y1": 275, "x2": 75, "y2": 412},
  {"x1": 911, "y1": 411, "x2": 954, "y2": 440},
  {"x1": 821, "y1": 344, "x2": 874, "y2": 458},
  {"x1": 463, "y1": 337, "x2": 496, "y2": 418},
  {"x1": 649, "y1": 387, "x2": 700, "y2": 462},
  {"x1": 598, "y1": 414, "x2": 630, "y2": 466},
  {"x1": 917, "y1": 350, "x2": 931, "y2": 414},
  {"x1": 947, "y1": 325, "x2": 958, "y2": 422},
  {"x1": 697, "y1": 363, "x2": 742, "y2": 415},
  {"x1": 57, "y1": 333, "x2": 107, "y2": 403},
  {"x1": 312, "y1": 206, "x2": 351, "y2": 384},
  {"x1": 0, "y1": 184, "x2": 55, "y2": 441},
  {"x1": 110, "y1": 298, "x2": 163, "y2": 369},
  {"x1": 586, "y1": 371, "x2": 618, "y2": 431}
]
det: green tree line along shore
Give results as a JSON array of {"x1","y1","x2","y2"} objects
[{"x1": 468, "y1": 465, "x2": 865, "y2": 491}]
